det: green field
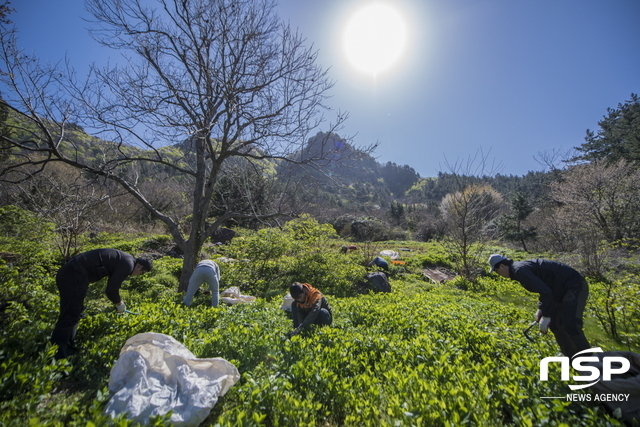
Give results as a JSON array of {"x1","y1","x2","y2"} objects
[{"x1": 1, "y1": 221, "x2": 638, "y2": 426}]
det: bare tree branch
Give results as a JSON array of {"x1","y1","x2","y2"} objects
[{"x1": 0, "y1": 0, "x2": 374, "y2": 289}]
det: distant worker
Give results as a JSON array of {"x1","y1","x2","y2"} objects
[
  {"x1": 184, "y1": 259, "x2": 221, "y2": 307},
  {"x1": 340, "y1": 245, "x2": 358, "y2": 254},
  {"x1": 287, "y1": 282, "x2": 332, "y2": 337},
  {"x1": 488, "y1": 254, "x2": 591, "y2": 357},
  {"x1": 51, "y1": 249, "x2": 152, "y2": 359},
  {"x1": 368, "y1": 256, "x2": 389, "y2": 271}
]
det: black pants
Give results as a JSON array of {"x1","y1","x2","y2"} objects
[
  {"x1": 291, "y1": 303, "x2": 332, "y2": 328},
  {"x1": 50, "y1": 262, "x2": 89, "y2": 358},
  {"x1": 550, "y1": 280, "x2": 591, "y2": 357}
]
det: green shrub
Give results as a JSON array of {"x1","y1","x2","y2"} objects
[
  {"x1": 83, "y1": 233, "x2": 150, "y2": 254},
  {"x1": 0, "y1": 205, "x2": 56, "y2": 266},
  {"x1": 588, "y1": 275, "x2": 640, "y2": 348},
  {"x1": 222, "y1": 216, "x2": 365, "y2": 298},
  {"x1": 411, "y1": 242, "x2": 455, "y2": 269}
]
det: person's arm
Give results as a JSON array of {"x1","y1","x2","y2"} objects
[
  {"x1": 514, "y1": 269, "x2": 555, "y2": 317},
  {"x1": 105, "y1": 262, "x2": 134, "y2": 304},
  {"x1": 291, "y1": 303, "x2": 304, "y2": 328},
  {"x1": 292, "y1": 298, "x2": 323, "y2": 334}
]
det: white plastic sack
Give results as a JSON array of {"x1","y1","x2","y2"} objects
[
  {"x1": 105, "y1": 332, "x2": 240, "y2": 427},
  {"x1": 280, "y1": 293, "x2": 294, "y2": 312},
  {"x1": 220, "y1": 286, "x2": 256, "y2": 305},
  {"x1": 380, "y1": 250, "x2": 400, "y2": 260}
]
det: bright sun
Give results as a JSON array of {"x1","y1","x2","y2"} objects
[{"x1": 342, "y1": 3, "x2": 408, "y2": 77}]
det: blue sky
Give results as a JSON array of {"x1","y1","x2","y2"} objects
[{"x1": 9, "y1": 0, "x2": 640, "y2": 178}]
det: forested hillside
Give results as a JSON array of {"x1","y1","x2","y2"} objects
[{"x1": 4, "y1": 94, "x2": 640, "y2": 279}]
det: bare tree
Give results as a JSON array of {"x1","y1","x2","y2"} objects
[
  {"x1": 549, "y1": 159, "x2": 640, "y2": 276},
  {"x1": 438, "y1": 149, "x2": 504, "y2": 279},
  {"x1": 550, "y1": 159, "x2": 640, "y2": 242},
  {"x1": 0, "y1": 0, "x2": 366, "y2": 289},
  {"x1": 439, "y1": 184, "x2": 504, "y2": 279},
  {"x1": 12, "y1": 162, "x2": 110, "y2": 260}
]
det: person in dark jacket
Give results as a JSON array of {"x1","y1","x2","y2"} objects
[
  {"x1": 488, "y1": 254, "x2": 591, "y2": 357},
  {"x1": 287, "y1": 282, "x2": 332, "y2": 337},
  {"x1": 51, "y1": 248, "x2": 152, "y2": 359}
]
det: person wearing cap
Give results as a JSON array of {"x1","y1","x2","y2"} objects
[
  {"x1": 286, "y1": 282, "x2": 332, "y2": 337},
  {"x1": 51, "y1": 248, "x2": 153, "y2": 359},
  {"x1": 183, "y1": 259, "x2": 221, "y2": 307},
  {"x1": 488, "y1": 254, "x2": 590, "y2": 357}
]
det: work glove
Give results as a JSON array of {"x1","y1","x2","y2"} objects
[
  {"x1": 539, "y1": 317, "x2": 551, "y2": 334},
  {"x1": 115, "y1": 301, "x2": 126, "y2": 313},
  {"x1": 535, "y1": 309, "x2": 543, "y2": 322}
]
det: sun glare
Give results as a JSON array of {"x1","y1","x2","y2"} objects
[{"x1": 342, "y1": 3, "x2": 408, "y2": 77}]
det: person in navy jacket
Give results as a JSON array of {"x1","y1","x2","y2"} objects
[
  {"x1": 488, "y1": 254, "x2": 591, "y2": 357},
  {"x1": 51, "y1": 248, "x2": 152, "y2": 359}
]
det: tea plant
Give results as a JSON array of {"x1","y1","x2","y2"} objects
[
  {"x1": 0, "y1": 227, "x2": 636, "y2": 426},
  {"x1": 588, "y1": 274, "x2": 640, "y2": 349},
  {"x1": 222, "y1": 216, "x2": 365, "y2": 297}
]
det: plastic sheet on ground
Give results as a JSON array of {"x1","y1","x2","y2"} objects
[
  {"x1": 105, "y1": 332, "x2": 240, "y2": 427},
  {"x1": 220, "y1": 286, "x2": 256, "y2": 305},
  {"x1": 379, "y1": 250, "x2": 400, "y2": 260},
  {"x1": 280, "y1": 293, "x2": 294, "y2": 312}
]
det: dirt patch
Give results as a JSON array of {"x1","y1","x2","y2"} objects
[{"x1": 422, "y1": 267, "x2": 456, "y2": 283}]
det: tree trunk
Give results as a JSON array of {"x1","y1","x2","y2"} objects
[{"x1": 178, "y1": 238, "x2": 200, "y2": 292}]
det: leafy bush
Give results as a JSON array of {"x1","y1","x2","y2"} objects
[
  {"x1": 222, "y1": 216, "x2": 365, "y2": 298},
  {"x1": 350, "y1": 217, "x2": 389, "y2": 241},
  {"x1": 0, "y1": 205, "x2": 56, "y2": 266},
  {"x1": 588, "y1": 275, "x2": 640, "y2": 349},
  {"x1": 410, "y1": 241, "x2": 455, "y2": 269},
  {"x1": 82, "y1": 232, "x2": 153, "y2": 255}
]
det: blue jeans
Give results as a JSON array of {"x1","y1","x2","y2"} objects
[{"x1": 184, "y1": 262, "x2": 220, "y2": 307}]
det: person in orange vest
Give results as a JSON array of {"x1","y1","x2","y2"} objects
[{"x1": 286, "y1": 282, "x2": 332, "y2": 337}]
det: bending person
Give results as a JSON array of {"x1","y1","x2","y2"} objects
[
  {"x1": 368, "y1": 256, "x2": 389, "y2": 271},
  {"x1": 184, "y1": 259, "x2": 220, "y2": 307},
  {"x1": 51, "y1": 248, "x2": 152, "y2": 359},
  {"x1": 488, "y1": 254, "x2": 591, "y2": 357},
  {"x1": 287, "y1": 282, "x2": 332, "y2": 337}
]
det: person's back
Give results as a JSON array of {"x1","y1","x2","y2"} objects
[
  {"x1": 184, "y1": 260, "x2": 221, "y2": 307},
  {"x1": 512, "y1": 259, "x2": 582, "y2": 292},
  {"x1": 368, "y1": 256, "x2": 389, "y2": 271},
  {"x1": 71, "y1": 249, "x2": 136, "y2": 284}
]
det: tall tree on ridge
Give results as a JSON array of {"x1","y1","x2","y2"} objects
[{"x1": 573, "y1": 94, "x2": 640, "y2": 164}]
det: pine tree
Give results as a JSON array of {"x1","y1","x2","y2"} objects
[
  {"x1": 573, "y1": 93, "x2": 640, "y2": 164},
  {"x1": 497, "y1": 192, "x2": 537, "y2": 251}
]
